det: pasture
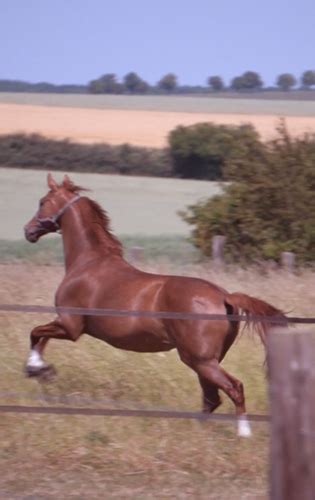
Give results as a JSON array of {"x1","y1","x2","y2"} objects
[
  {"x1": 1, "y1": 260, "x2": 314, "y2": 499},
  {"x1": 0, "y1": 168, "x2": 221, "y2": 240},
  {"x1": 1, "y1": 93, "x2": 315, "y2": 147}
]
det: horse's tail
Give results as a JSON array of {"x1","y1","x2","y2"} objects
[{"x1": 225, "y1": 292, "x2": 287, "y2": 347}]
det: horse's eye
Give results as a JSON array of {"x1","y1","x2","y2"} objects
[{"x1": 39, "y1": 200, "x2": 44, "y2": 208}]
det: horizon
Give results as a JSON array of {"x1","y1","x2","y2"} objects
[
  {"x1": 0, "y1": 72, "x2": 313, "y2": 89},
  {"x1": 0, "y1": 0, "x2": 314, "y2": 88}
]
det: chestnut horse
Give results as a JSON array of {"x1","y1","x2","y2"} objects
[{"x1": 24, "y1": 174, "x2": 286, "y2": 436}]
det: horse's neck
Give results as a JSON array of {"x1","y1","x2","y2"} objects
[{"x1": 60, "y1": 203, "x2": 117, "y2": 270}]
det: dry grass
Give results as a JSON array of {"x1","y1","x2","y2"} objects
[
  {"x1": 1, "y1": 102, "x2": 315, "y2": 147},
  {"x1": 1, "y1": 260, "x2": 314, "y2": 499}
]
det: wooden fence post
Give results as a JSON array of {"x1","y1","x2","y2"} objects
[
  {"x1": 280, "y1": 252, "x2": 295, "y2": 272},
  {"x1": 212, "y1": 235, "x2": 226, "y2": 267},
  {"x1": 268, "y1": 330, "x2": 315, "y2": 500}
]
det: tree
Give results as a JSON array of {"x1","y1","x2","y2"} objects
[
  {"x1": 157, "y1": 73, "x2": 178, "y2": 92},
  {"x1": 230, "y1": 76, "x2": 245, "y2": 91},
  {"x1": 88, "y1": 79, "x2": 105, "y2": 94},
  {"x1": 88, "y1": 73, "x2": 122, "y2": 94},
  {"x1": 276, "y1": 73, "x2": 297, "y2": 91},
  {"x1": 123, "y1": 72, "x2": 150, "y2": 93},
  {"x1": 168, "y1": 122, "x2": 263, "y2": 181},
  {"x1": 301, "y1": 70, "x2": 315, "y2": 89},
  {"x1": 230, "y1": 71, "x2": 263, "y2": 91},
  {"x1": 207, "y1": 75, "x2": 224, "y2": 91},
  {"x1": 241, "y1": 71, "x2": 263, "y2": 90},
  {"x1": 181, "y1": 122, "x2": 315, "y2": 262}
]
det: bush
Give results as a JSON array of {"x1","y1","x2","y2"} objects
[
  {"x1": 181, "y1": 122, "x2": 315, "y2": 262},
  {"x1": 0, "y1": 134, "x2": 172, "y2": 177},
  {"x1": 168, "y1": 122, "x2": 263, "y2": 180}
]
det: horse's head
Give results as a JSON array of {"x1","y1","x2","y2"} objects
[{"x1": 24, "y1": 173, "x2": 81, "y2": 242}]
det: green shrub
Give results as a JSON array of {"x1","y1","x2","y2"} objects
[
  {"x1": 0, "y1": 133, "x2": 172, "y2": 177},
  {"x1": 181, "y1": 122, "x2": 315, "y2": 262},
  {"x1": 168, "y1": 122, "x2": 263, "y2": 180}
]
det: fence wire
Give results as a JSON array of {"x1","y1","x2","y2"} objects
[
  {"x1": 1, "y1": 302, "x2": 314, "y2": 324},
  {"x1": 1, "y1": 301, "x2": 314, "y2": 422},
  {"x1": 0, "y1": 404, "x2": 269, "y2": 422}
]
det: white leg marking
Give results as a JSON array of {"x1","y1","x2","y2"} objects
[
  {"x1": 27, "y1": 349, "x2": 46, "y2": 368},
  {"x1": 237, "y1": 415, "x2": 252, "y2": 438}
]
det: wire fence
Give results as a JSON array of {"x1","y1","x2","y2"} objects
[
  {"x1": 1, "y1": 302, "x2": 314, "y2": 422},
  {"x1": 1, "y1": 302, "x2": 315, "y2": 324},
  {"x1": 0, "y1": 404, "x2": 269, "y2": 422}
]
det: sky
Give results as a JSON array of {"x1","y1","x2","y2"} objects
[{"x1": 0, "y1": 0, "x2": 314, "y2": 87}]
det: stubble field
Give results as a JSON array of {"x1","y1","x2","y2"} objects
[{"x1": 1, "y1": 93, "x2": 315, "y2": 146}]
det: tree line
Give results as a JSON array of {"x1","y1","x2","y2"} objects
[
  {"x1": 1, "y1": 69, "x2": 315, "y2": 94},
  {"x1": 88, "y1": 70, "x2": 315, "y2": 93},
  {"x1": 0, "y1": 79, "x2": 86, "y2": 94}
]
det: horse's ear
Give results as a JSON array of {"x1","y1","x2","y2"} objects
[
  {"x1": 62, "y1": 174, "x2": 72, "y2": 189},
  {"x1": 47, "y1": 173, "x2": 58, "y2": 191}
]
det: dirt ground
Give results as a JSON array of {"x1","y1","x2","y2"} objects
[{"x1": 2, "y1": 102, "x2": 315, "y2": 147}]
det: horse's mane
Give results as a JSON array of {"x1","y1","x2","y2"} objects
[
  {"x1": 64, "y1": 180, "x2": 123, "y2": 256},
  {"x1": 63, "y1": 180, "x2": 88, "y2": 194},
  {"x1": 86, "y1": 198, "x2": 123, "y2": 256}
]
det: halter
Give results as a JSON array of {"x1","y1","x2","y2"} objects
[{"x1": 36, "y1": 194, "x2": 81, "y2": 232}]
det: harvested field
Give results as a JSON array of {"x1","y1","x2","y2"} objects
[{"x1": 1, "y1": 100, "x2": 315, "y2": 147}]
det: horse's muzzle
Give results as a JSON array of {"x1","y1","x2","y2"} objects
[{"x1": 24, "y1": 225, "x2": 46, "y2": 243}]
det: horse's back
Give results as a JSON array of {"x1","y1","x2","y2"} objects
[{"x1": 57, "y1": 258, "x2": 228, "y2": 315}]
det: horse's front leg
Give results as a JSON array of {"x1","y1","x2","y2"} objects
[{"x1": 25, "y1": 316, "x2": 82, "y2": 377}]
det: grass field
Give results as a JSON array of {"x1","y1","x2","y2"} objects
[
  {"x1": 1, "y1": 260, "x2": 314, "y2": 499},
  {"x1": 0, "y1": 167, "x2": 221, "y2": 240},
  {"x1": 1, "y1": 93, "x2": 315, "y2": 147},
  {"x1": 0, "y1": 235, "x2": 200, "y2": 267}
]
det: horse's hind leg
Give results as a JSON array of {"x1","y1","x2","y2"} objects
[
  {"x1": 195, "y1": 360, "x2": 252, "y2": 437},
  {"x1": 198, "y1": 375, "x2": 222, "y2": 413}
]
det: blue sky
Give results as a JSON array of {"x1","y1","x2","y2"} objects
[{"x1": 0, "y1": 0, "x2": 314, "y2": 87}]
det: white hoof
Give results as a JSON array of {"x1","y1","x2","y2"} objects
[
  {"x1": 237, "y1": 416, "x2": 252, "y2": 438},
  {"x1": 26, "y1": 349, "x2": 47, "y2": 369}
]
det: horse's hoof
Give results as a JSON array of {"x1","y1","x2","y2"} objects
[
  {"x1": 24, "y1": 364, "x2": 57, "y2": 380},
  {"x1": 237, "y1": 416, "x2": 252, "y2": 438}
]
